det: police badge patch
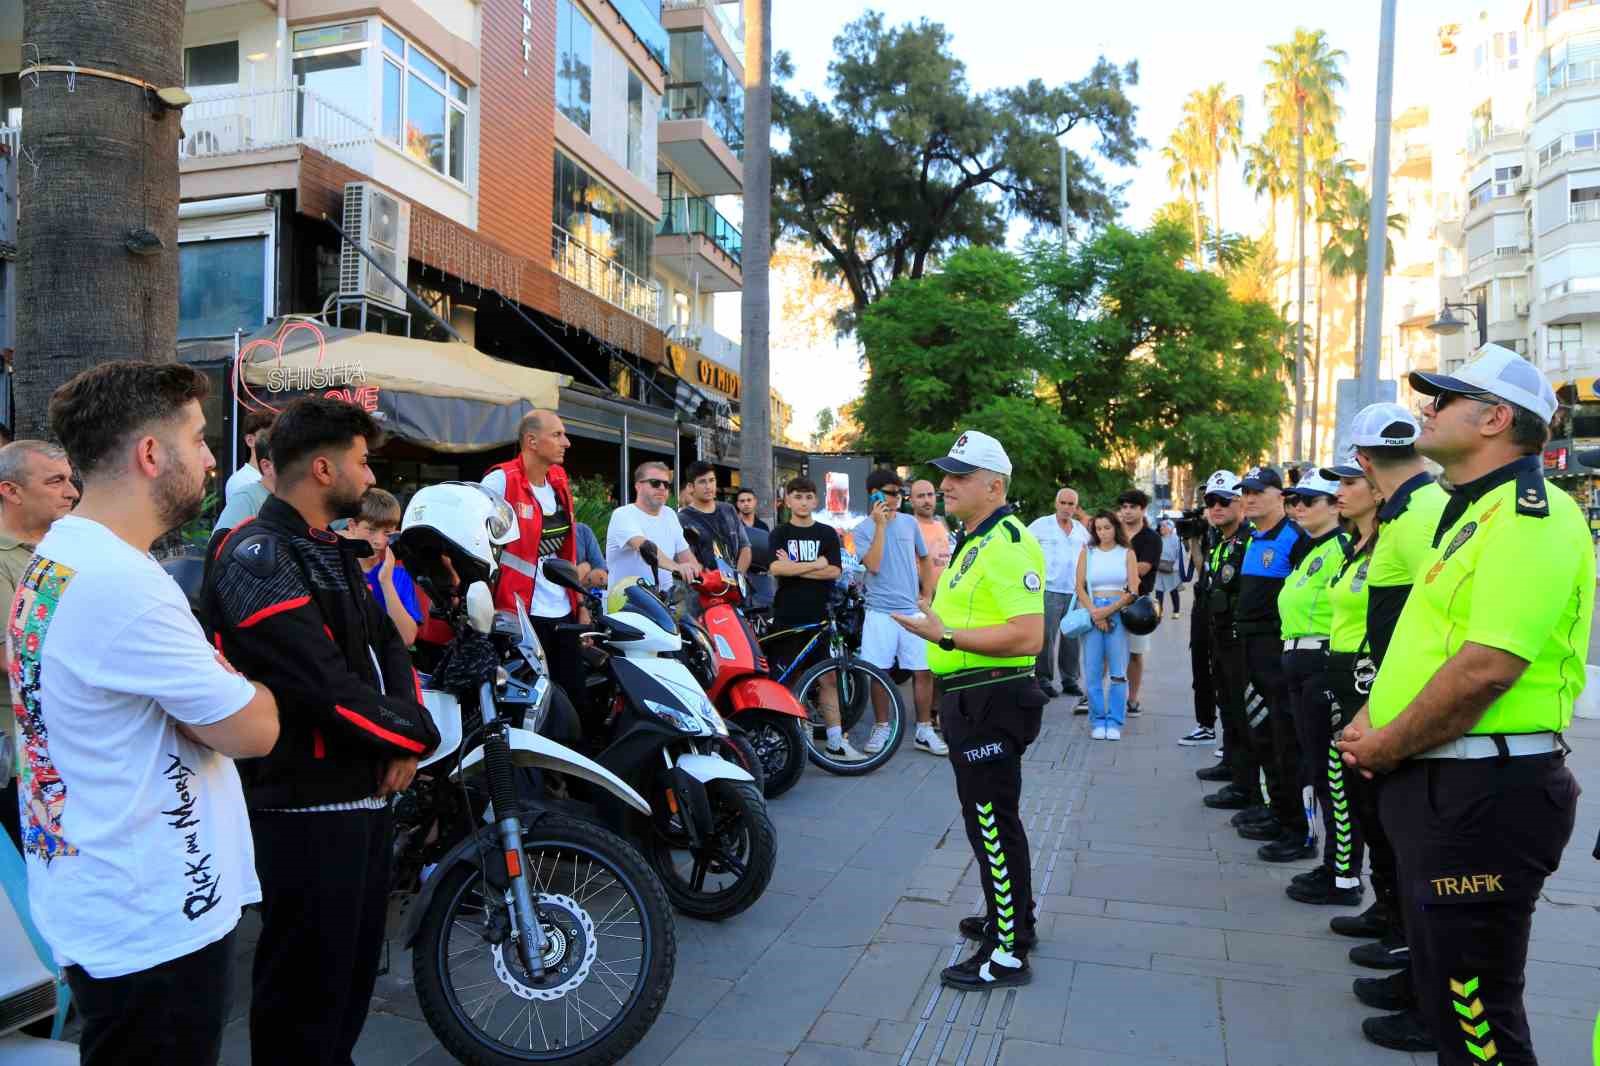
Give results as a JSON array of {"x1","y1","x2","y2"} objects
[
  {"x1": 1441, "y1": 521, "x2": 1477, "y2": 561},
  {"x1": 948, "y1": 545, "x2": 982, "y2": 588},
  {"x1": 1023, "y1": 571, "x2": 1042, "y2": 592},
  {"x1": 1351, "y1": 558, "x2": 1370, "y2": 592},
  {"x1": 1220, "y1": 563, "x2": 1236, "y2": 583},
  {"x1": 1261, "y1": 548, "x2": 1276, "y2": 568}
]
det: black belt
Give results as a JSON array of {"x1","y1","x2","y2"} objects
[{"x1": 937, "y1": 665, "x2": 1034, "y2": 691}]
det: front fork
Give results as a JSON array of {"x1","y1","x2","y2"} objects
[{"x1": 477, "y1": 680, "x2": 549, "y2": 978}]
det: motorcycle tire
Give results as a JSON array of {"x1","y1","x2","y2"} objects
[
  {"x1": 716, "y1": 728, "x2": 768, "y2": 796},
  {"x1": 412, "y1": 815, "x2": 676, "y2": 1065},
  {"x1": 646, "y1": 779, "x2": 776, "y2": 922},
  {"x1": 742, "y1": 709, "x2": 807, "y2": 799}
]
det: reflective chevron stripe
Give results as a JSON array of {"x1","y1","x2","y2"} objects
[
  {"x1": 1327, "y1": 743, "x2": 1354, "y2": 875},
  {"x1": 1449, "y1": 976, "x2": 1500, "y2": 1064},
  {"x1": 975, "y1": 802, "x2": 1015, "y2": 950}
]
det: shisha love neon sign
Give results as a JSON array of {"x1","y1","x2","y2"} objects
[{"x1": 234, "y1": 319, "x2": 380, "y2": 414}]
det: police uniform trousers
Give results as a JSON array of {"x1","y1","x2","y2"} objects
[
  {"x1": 940, "y1": 671, "x2": 1046, "y2": 951},
  {"x1": 1329, "y1": 663, "x2": 1401, "y2": 925},
  {"x1": 1208, "y1": 626, "x2": 1258, "y2": 794},
  {"x1": 1282, "y1": 647, "x2": 1328, "y2": 838},
  {"x1": 1381, "y1": 752, "x2": 1579, "y2": 1065},
  {"x1": 1313, "y1": 656, "x2": 1368, "y2": 882},
  {"x1": 1189, "y1": 607, "x2": 1217, "y2": 731},
  {"x1": 1241, "y1": 631, "x2": 1304, "y2": 837}
]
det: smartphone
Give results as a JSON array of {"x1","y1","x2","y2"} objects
[{"x1": 869, "y1": 490, "x2": 886, "y2": 507}]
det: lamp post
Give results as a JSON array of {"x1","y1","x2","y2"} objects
[
  {"x1": 1427, "y1": 300, "x2": 1487, "y2": 349},
  {"x1": 1359, "y1": 0, "x2": 1398, "y2": 407}
]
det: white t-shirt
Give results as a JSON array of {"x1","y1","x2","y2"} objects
[
  {"x1": 1028, "y1": 515, "x2": 1091, "y2": 594},
  {"x1": 9, "y1": 516, "x2": 259, "y2": 978},
  {"x1": 223, "y1": 462, "x2": 260, "y2": 501},
  {"x1": 482, "y1": 470, "x2": 572, "y2": 619},
  {"x1": 605, "y1": 504, "x2": 689, "y2": 593}
]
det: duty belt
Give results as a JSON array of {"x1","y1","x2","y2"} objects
[
  {"x1": 1414, "y1": 732, "x2": 1567, "y2": 761},
  {"x1": 501, "y1": 550, "x2": 539, "y2": 579},
  {"x1": 1283, "y1": 637, "x2": 1329, "y2": 651},
  {"x1": 937, "y1": 665, "x2": 1034, "y2": 692}
]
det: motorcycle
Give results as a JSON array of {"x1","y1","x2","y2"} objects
[
  {"x1": 676, "y1": 545, "x2": 809, "y2": 799},
  {"x1": 540, "y1": 552, "x2": 777, "y2": 922}
]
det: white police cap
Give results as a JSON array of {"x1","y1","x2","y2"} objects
[
  {"x1": 929, "y1": 429, "x2": 1013, "y2": 477},
  {"x1": 1410, "y1": 344, "x2": 1558, "y2": 423}
]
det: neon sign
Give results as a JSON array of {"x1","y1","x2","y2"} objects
[{"x1": 234, "y1": 319, "x2": 380, "y2": 414}]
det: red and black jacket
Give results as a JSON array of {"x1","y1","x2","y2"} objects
[{"x1": 204, "y1": 495, "x2": 440, "y2": 810}]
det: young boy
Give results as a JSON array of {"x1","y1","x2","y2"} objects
[
  {"x1": 766, "y1": 478, "x2": 856, "y2": 758},
  {"x1": 340, "y1": 488, "x2": 423, "y2": 646}
]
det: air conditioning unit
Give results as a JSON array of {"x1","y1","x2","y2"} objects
[
  {"x1": 1514, "y1": 175, "x2": 1531, "y2": 193},
  {"x1": 1515, "y1": 301, "x2": 1531, "y2": 316},
  {"x1": 181, "y1": 114, "x2": 249, "y2": 158},
  {"x1": 339, "y1": 182, "x2": 411, "y2": 312}
]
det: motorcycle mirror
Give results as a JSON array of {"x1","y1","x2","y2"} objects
[
  {"x1": 541, "y1": 557, "x2": 583, "y2": 591},
  {"x1": 465, "y1": 581, "x2": 496, "y2": 634},
  {"x1": 639, "y1": 540, "x2": 660, "y2": 576}
]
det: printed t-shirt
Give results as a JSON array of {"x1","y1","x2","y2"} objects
[{"x1": 769, "y1": 520, "x2": 842, "y2": 624}]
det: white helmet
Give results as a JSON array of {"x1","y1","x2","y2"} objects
[{"x1": 393, "y1": 482, "x2": 518, "y2": 595}]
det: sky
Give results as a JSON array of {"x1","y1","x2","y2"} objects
[{"x1": 759, "y1": 0, "x2": 1465, "y2": 440}]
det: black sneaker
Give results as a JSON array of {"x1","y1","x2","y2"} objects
[
  {"x1": 1195, "y1": 764, "x2": 1232, "y2": 782},
  {"x1": 1230, "y1": 805, "x2": 1274, "y2": 828},
  {"x1": 1361, "y1": 1011, "x2": 1437, "y2": 1053},
  {"x1": 1236, "y1": 820, "x2": 1283, "y2": 842},
  {"x1": 1074, "y1": 697, "x2": 1090, "y2": 715},
  {"x1": 1178, "y1": 726, "x2": 1216, "y2": 746},
  {"x1": 1330, "y1": 901, "x2": 1392, "y2": 940},
  {"x1": 1258, "y1": 833, "x2": 1317, "y2": 863},
  {"x1": 1350, "y1": 932, "x2": 1410, "y2": 970},
  {"x1": 1287, "y1": 869, "x2": 1363, "y2": 905},
  {"x1": 1354, "y1": 970, "x2": 1416, "y2": 1012},
  {"x1": 940, "y1": 944, "x2": 1031, "y2": 990},
  {"x1": 1290, "y1": 864, "x2": 1331, "y2": 887},
  {"x1": 1126, "y1": 702, "x2": 1143, "y2": 717},
  {"x1": 1203, "y1": 785, "x2": 1254, "y2": 810},
  {"x1": 957, "y1": 915, "x2": 1040, "y2": 949}
]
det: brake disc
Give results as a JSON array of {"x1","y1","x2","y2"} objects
[{"x1": 489, "y1": 893, "x2": 598, "y2": 1001}]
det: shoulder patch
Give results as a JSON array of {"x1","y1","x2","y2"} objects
[
  {"x1": 1022, "y1": 570, "x2": 1042, "y2": 592},
  {"x1": 1515, "y1": 470, "x2": 1549, "y2": 518},
  {"x1": 229, "y1": 532, "x2": 278, "y2": 579}
]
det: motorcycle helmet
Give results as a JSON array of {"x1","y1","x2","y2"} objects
[
  {"x1": 1121, "y1": 595, "x2": 1160, "y2": 636},
  {"x1": 391, "y1": 482, "x2": 518, "y2": 602}
]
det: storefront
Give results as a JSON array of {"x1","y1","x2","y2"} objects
[{"x1": 1549, "y1": 377, "x2": 1600, "y2": 535}]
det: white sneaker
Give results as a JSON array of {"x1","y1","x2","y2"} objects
[
  {"x1": 915, "y1": 730, "x2": 948, "y2": 756},
  {"x1": 825, "y1": 738, "x2": 866, "y2": 762},
  {"x1": 863, "y1": 722, "x2": 894, "y2": 754},
  {"x1": 1091, "y1": 726, "x2": 1107, "y2": 740},
  {"x1": 1106, "y1": 727, "x2": 1122, "y2": 741}
]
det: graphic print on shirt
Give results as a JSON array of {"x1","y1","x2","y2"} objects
[
  {"x1": 787, "y1": 537, "x2": 823, "y2": 563},
  {"x1": 9, "y1": 555, "x2": 79, "y2": 864},
  {"x1": 163, "y1": 752, "x2": 223, "y2": 920}
]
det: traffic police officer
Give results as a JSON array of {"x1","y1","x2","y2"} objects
[
  {"x1": 1339, "y1": 346, "x2": 1592, "y2": 1066},
  {"x1": 1193, "y1": 473, "x2": 1261, "y2": 816},
  {"x1": 894, "y1": 430, "x2": 1047, "y2": 991}
]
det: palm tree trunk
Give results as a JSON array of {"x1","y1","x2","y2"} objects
[
  {"x1": 1353, "y1": 273, "x2": 1366, "y2": 377},
  {"x1": 739, "y1": 0, "x2": 774, "y2": 522},
  {"x1": 1189, "y1": 180, "x2": 1204, "y2": 266},
  {"x1": 14, "y1": 0, "x2": 186, "y2": 435},
  {"x1": 1212, "y1": 164, "x2": 1224, "y2": 268},
  {"x1": 1294, "y1": 99, "x2": 1308, "y2": 459}
]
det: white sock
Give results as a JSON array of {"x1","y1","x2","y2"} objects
[
  {"x1": 827, "y1": 725, "x2": 843, "y2": 747},
  {"x1": 1335, "y1": 876, "x2": 1361, "y2": 889}
]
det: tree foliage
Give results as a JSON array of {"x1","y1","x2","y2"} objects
[
  {"x1": 772, "y1": 12, "x2": 1142, "y2": 330},
  {"x1": 856, "y1": 224, "x2": 1289, "y2": 512}
]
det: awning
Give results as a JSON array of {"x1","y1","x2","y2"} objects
[{"x1": 209, "y1": 319, "x2": 567, "y2": 453}]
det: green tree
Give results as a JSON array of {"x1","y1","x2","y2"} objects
[
  {"x1": 1243, "y1": 124, "x2": 1295, "y2": 242},
  {"x1": 1265, "y1": 28, "x2": 1347, "y2": 458},
  {"x1": 1182, "y1": 84, "x2": 1244, "y2": 267},
  {"x1": 772, "y1": 12, "x2": 1142, "y2": 329}
]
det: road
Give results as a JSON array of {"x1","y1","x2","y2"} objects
[{"x1": 200, "y1": 614, "x2": 1600, "y2": 1065}]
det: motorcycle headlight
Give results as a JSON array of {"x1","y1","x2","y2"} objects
[
  {"x1": 700, "y1": 697, "x2": 728, "y2": 737},
  {"x1": 643, "y1": 698, "x2": 707, "y2": 735}
]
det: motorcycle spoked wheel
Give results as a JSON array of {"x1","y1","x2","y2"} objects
[
  {"x1": 714, "y1": 729, "x2": 767, "y2": 796},
  {"x1": 412, "y1": 816, "x2": 675, "y2": 1065},
  {"x1": 644, "y1": 779, "x2": 776, "y2": 921},
  {"x1": 739, "y1": 710, "x2": 807, "y2": 799}
]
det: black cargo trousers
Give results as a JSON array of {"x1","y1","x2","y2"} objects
[{"x1": 939, "y1": 669, "x2": 1047, "y2": 955}]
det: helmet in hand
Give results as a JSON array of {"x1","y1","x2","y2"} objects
[{"x1": 1121, "y1": 595, "x2": 1160, "y2": 636}]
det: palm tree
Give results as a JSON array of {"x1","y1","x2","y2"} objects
[
  {"x1": 1183, "y1": 84, "x2": 1245, "y2": 267},
  {"x1": 1243, "y1": 126, "x2": 1295, "y2": 241},
  {"x1": 1163, "y1": 119, "x2": 1209, "y2": 266},
  {"x1": 1306, "y1": 137, "x2": 1354, "y2": 457},
  {"x1": 1322, "y1": 178, "x2": 1407, "y2": 374},
  {"x1": 1265, "y1": 28, "x2": 1347, "y2": 459},
  {"x1": 739, "y1": 0, "x2": 775, "y2": 521}
]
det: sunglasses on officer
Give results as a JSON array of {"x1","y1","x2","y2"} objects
[
  {"x1": 1428, "y1": 390, "x2": 1503, "y2": 413},
  {"x1": 1203, "y1": 494, "x2": 1235, "y2": 508}
]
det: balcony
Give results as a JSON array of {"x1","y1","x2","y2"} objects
[
  {"x1": 659, "y1": 84, "x2": 744, "y2": 195},
  {"x1": 655, "y1": 196, "x2": 742, "y2": 291},
  {"x1": 662, "y1": 0, "x2": 745, "y2": 54},
  {"x1": 179, "y1": 87, "x2": 371, "y2": 171},
  {"x1": 1394, "y1": 139, "x2": 1430, "y2": 180},
  {"x1": 552, "y1": 224, "x2": 663, "y2": 323},
  {"x1": 1537, "y1": 58, "x2": 1600, "y2": 106},
  {"x1": 1539, "y1": 277, "x2": 1600, "y2": 325},
  {"x1": 1467, "y1": 124, "x2": 1522, "y2": 159}
]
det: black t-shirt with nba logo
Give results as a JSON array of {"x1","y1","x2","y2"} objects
[{"x1": 769, "y1": 520, "x2": 842, "y2": 625}]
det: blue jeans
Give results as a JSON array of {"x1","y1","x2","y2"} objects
[{"x1": 1082, "y1": 595, "x2": 1129, "y2": 727}]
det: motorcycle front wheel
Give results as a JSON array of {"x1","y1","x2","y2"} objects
[
  {"x1": 645, "y1": 778, "x2": 776, "y2": 921},
  {"x1": 741, "y1": 710, "x2": 807, "y2": 799},
  {"x1": 412, "y1": 816, "x2": 675, "y2": 1065}
]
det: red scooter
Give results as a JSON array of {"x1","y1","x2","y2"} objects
[{"x1": 680, "y1": 559, "x2": 810, "y2": 798}]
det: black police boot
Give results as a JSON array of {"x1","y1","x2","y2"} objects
[
  {"x1": 940, "y1": 942, "x2": 1031, "y2": 990},
  {"x1": 1360, "y1": 1010, "x2": 1437, "y2": 1053},
  {"x1": 1349, "y1": 931, "x2": 1410, "y2": 970},
  {"x1": 1195, "y1": 763, "x2": 1232, "y2": 782},
  {"x1": 1286, "y1": 866, "x2": 1363, "y2": 905},
  {"x1": 1330, "y1": 901, "x2": 1391, "y2": 939},
  {"x1": 1230, "y1": 804, "x2": 1274, "y2": 828},
  {"x1": 1258, "y1": 832, "x2": 1317, "y2": 863},
  {"x1": 1203, "y1": 785, "x2": 1254, "y2": 809},
  {"x1": 957, "y1": 915, "x2": 1040, "y2": 949},
  {"x1": 1354, "y1": 970, "x2": 1416, "y2": 1012},
  {"x1": 1236, "y1": 819, "x2": 1284, "y2": 842}
]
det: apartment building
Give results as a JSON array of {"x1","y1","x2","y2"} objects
[{"x1": 0, "y1": 0, "x2": 787, "y2": 492}]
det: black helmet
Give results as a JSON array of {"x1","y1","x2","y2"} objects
[{"x1": 1121, "y1": 595, "x2": 1160, "y2": 636}]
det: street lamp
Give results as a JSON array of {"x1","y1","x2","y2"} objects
[{"x1": 1427, "y1": 301, "x2": 1487, "y2": 348}]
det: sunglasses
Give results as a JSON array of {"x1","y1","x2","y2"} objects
[
  {"x1": 1203, "y1": 496, "x2": 1234, "y2": 507},
  {"x1": 1432, "y1": 390, "x2": 1501, "y2": 412},
  {"x1": 638, "y1": 478, "x2": 671, "y2": 490},
  {"x1": 877, "y1": 487, "x2": 903, "y2": 497}
]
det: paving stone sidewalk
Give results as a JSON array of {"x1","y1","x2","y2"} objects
[{"x1": 207, "y1": 616, "x2": 1600, "y2": 1065}]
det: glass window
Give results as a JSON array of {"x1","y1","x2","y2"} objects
[
  {"x1": 293, "y1": 23, "x2": 366, "y2": 51},
  {"x1": 179, "y1": 238, "x2": 267, "y2": 340},
  {"x1": 447, "y1": 106, "x2": 466, "y2": 182},
  {"x1": 628, "y1": 71, "x2": 644, "y2": 174},
  {"x1": 382, "y1": 25, "x2": 405, "y2": 57},
  {"x1": 185, "y1": 42, "x2": 239, "y2": 88},
  {"x1": 1579, "y1": 130, "x2": 1596, "y2": 150},
  {"x1": 557, "y1": 0, "x2": 593, "y2": 132},
  {"x1": 405, "y1": 72, "x2": 446, "y2": 172},
  {"x1": 450, "y1": 77, "x2": 468, "y2": 105},
  {"x1": 374, "y1": 27, "x2": 472, "y2": 184},
  {"x1": 382, "y1": 60, "x2": 403, "y2": 143},
  {"x1": 408, "y1": 46, "x2": 446, "y2": 88}
]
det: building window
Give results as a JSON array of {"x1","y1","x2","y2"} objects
[
  {"x1": 666, "y1": 29, "x2": 745, "y2": 155},
  {"x1": 556, "y1": 0, "x2": 594, "y2": 133},
  {"x1": 380, "y1": 26, "x2": 470, "y2": 183},
  {"x1": 553, "y1": 149, "x2": 653, "y2": 280},
  {"x1": 292, "y1": 23, "x2": 368, "y2": 130},
  {"x1": 628, "y1": 71, "x2": 645, "y2": 174},
  {"x1": 185, "y1": 42, "x2": 239, "y2": 90},
  {"x1": 1468, "y1": 180, "x2": 1492, "y2": 210},
  {"x1": 179, "y1": 237, "x2": 268, "y2": 340}
]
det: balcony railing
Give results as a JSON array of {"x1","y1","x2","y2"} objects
[
  {"x1": 1467, "y1": 123, "x2": 1521, "y2": 156},
  {"x1": 551, "y1": 224, "x2": 662, "y2": 323},
  {"x1": 179, "y1": 86, "x2": 371, "y2": 170},
  {"x1": 1467, "y1": 247, "x2": 1527, "y2": 271},
  {"x1": 1572, "y1": 199, "x2": 1600, "y2": 223},
  {"x1": 661, "y1": 83, "x2": 744, "y2": 157},
  {"x1": 1538, "y1": 59, "x2": 1600, "y2": 100},
  {"x1": 657, "y1": 196, "x2": 742, "y2": 265}
]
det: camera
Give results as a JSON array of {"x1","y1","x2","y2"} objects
[{"x1": 1173, "y1": 507, "x2": 1207, "y2": 541}]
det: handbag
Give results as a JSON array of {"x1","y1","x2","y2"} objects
[
  {"x1": 1060, "y1": 604, "x2": 1095, "y2": 638},
  {"x1": 1158, "y1": 559, "x2": 1176, "y2": 574}
]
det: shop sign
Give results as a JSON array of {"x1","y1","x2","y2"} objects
[
  {"x1": 1545, "y1": 446, "x2": 1569, "y2": 472},
  {"x1": 235, "y1": 320, "x2": 381, "y2": 414},
  {"x1": 521, "y1": 0, "x2": 534, "y2": 75},
  {"x1": 696, "y1": 359, "x2": 741, "y2": 399}
]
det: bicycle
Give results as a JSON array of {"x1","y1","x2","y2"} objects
[{"x1": 756, "y1": 587, "x2": 907, "y2": 775}]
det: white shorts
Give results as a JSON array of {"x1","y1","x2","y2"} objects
[
  {"x1": 1126, "y1": 630, "x2": 1152, "y2": 655},
  {"x1": 860, "y1": 609, "x2": 929, "y2": 671}
]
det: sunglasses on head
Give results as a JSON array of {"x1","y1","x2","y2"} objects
[{"x1": 639, "y1": 478, "x2": 671, "y2": 490}]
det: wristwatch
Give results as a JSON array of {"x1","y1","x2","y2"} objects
[{"x1": 938, "y1": 630, "x2": 957, "y2": 652}]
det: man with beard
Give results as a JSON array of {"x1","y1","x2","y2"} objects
[
  {"x1": 205, "y1": 397, "x2": 439, "y2": 1066},
  {"x1": 13, "y1": 363, "x2": 278, "y2": 1065}
]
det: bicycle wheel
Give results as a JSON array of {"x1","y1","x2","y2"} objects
[{"x1": 794, "y1": 656, "x2": 906, "y2": 775}]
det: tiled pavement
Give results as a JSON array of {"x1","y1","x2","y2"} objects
[{"x1": 207, "y1": 615, "x2": 1600, "y2": 1065}]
